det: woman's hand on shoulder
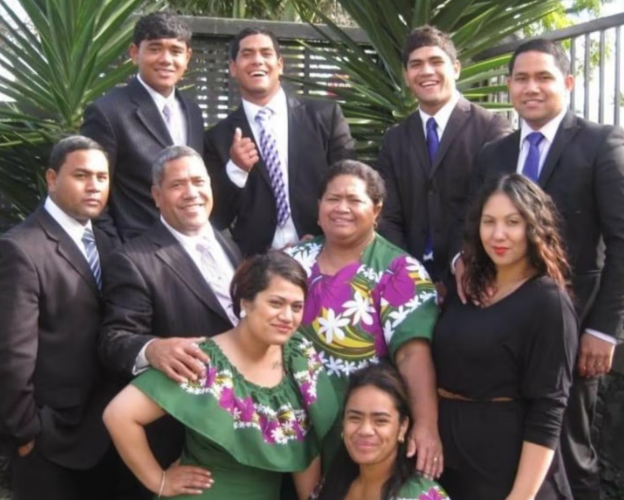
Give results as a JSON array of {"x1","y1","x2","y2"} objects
[
  {"x1": 160, "y1": 461, "x2": 214, "y2": 497},
  {"x1": 407, "y1": 422, "x2": 444, "y2": 480}
]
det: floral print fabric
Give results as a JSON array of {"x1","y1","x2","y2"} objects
[{"x1": 287, "y1": 234, "x2": 439, "y2": 394}]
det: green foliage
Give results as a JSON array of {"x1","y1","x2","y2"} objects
[
  {"x1": 0, "y1": 0, "x2": 162, "y2": 224},
  {"x1": 288, "y1": 0, "x2": 560, "y2": 159}
]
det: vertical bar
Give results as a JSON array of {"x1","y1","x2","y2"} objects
[
  {"x1": 584, "y1": 33, "x2": 591, "y2": 119},
  {"x1": 599, "y1": 30, "x2": 606, "y2": 123},
  {"x1": 616, "y1": 26, "x2": 621, "y2": 126},
  {"x1": 570, "y1": 37, "x2": 576, "y2": 112}
]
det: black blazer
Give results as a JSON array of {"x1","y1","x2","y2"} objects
[
  {"x1": 80, "y1": 77, "x2": 205, "y2": 243},
  {"x1": 474, "y1": 111, "x2": 624, "y2": 341},
  {"x1": 376, "y1": 98, "x2": 512, "y2": 281},
  {"x1": 204, "y1": 94, "x2": 355, "y2": 256},
  {"x1": 98, "y1": 221, "x2": 241, "y2": 378},
  {"x1": 0, "y1": 207, "x2": 115, "y2": 469}
]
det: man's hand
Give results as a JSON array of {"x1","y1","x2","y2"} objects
[
  {"x1": 577, "y1": 332, "x2": 615, "y2": 377},
  {"x1": 407, "y1": 422, "x2": 444, "y2": 480},
  {"x1": 160, "y1": 462, "x2": 213, "y2": 497},
  {"x1": 17, "y1": 440, "x2": 34, "y2": 458},
  {"x1": 229, "y1": 127, "x2": 259, "y2": 173},
  {"x1": 145, "y1": 337, "x2": 209, "y2": 384}
]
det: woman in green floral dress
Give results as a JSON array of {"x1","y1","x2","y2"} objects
[
  {"x1": 312, "y1": 362, "x2": 449, "y2": 500},
  {"x1": 286, "y1": 160, "x2": 443, "y2": 480},
  {"x1": 103, "y1": 253, "x2": 339, "y2": 499}
]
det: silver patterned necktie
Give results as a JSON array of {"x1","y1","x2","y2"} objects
[
  {"x1": 196, "y1": 240, "x2": 238, "y2": 325},
  {"x1": 254, "y1": 107, "x2": 290, "y2": 227},
  {"x1": 82, "y1": 227, "x2": 101, "y2": 289}
]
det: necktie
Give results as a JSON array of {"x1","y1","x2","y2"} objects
[
  {"x1": 522, "y1": 132, "x2": 545, "y2": 182},
  {"x1": 162, "y1": 103, "x2": 173, "y2": 128},
  {"x1": 255, "y1": 108, "x2": 290, "y2": 227},
  {"x1": 82, "y1": 227, "x2": 101, "y2": 289},
  {"x1": 196, "y1": 240, "x2": 238, "y2": 326},
  {"x1": 423, "y1": 118, "x2": 439, "y2": 264}
]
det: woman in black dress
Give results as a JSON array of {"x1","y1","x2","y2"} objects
[{"x1": 433, "y1": 174, "x2": 578, "y2": 500}]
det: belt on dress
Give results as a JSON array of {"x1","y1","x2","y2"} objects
[{"x1": 437, "y1": 387, "x2": 513, "y2": 403}]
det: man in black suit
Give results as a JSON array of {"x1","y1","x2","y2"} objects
[
  {"x1": 466, "y1": 39, "x2": 624, "y2": 500},
  {"x1": 205, "y1": 27, "x2": 355, "y2": 256},
  {"x1": 99, "y1": 145, "x2": 240, "y2": 497},
  {"x1": 81, "y1": 12, "x2": 204, "y2": 243},
  {"x1": 376, "y1": 26, "x2": 511, "y2": 287},
  {"x1": 0, "y1": 136, "x2": 116, "y2": 500}
]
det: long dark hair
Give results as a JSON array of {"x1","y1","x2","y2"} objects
[
  {"x1": 315, "y1": 362, "x2": 424, "y2": 500},
  {"x1": 462, "y1": 173, "x2": 570, "y2": 305}
]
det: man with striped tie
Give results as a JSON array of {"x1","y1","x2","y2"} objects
[
  {"x1": 0, "y1": 136, "x2": 117, "y2": 500},
  {"x1": 466, "y1": 39, "x2": 624, "y2": 500}
]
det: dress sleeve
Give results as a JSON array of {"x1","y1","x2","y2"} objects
[
  {"x1": 375, "y1": 255, "x2": 439, "y2": 359},
  {"x1": 521, "y1": 285, "x2": 579, "y2": 449}
]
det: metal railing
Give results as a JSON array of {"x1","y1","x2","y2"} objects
[{"x1": 478, "y1": 12, "x2": 624, "y2": 126}]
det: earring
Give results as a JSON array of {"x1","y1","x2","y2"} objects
[
  {"x1": 240, "y1": 309, "x2": 247, "y2": 319},
  {"x1": 398, "y1": 436, "x2": 404, "y2": 443},
  {"x1": 340, "y1": 431, "x2": 344, "y2": 439}
]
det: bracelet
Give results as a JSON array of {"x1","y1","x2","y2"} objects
[{"x1": 158, "y1": 470, "x2": 166, "y2": 498}]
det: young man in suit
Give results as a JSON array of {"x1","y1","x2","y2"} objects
[
  {"x1": 465, "y1": 39, "x2": 624, "y2": 500},
  {"x1": 81, "y1": 12, "x2": 204, "y2": 243},
  {"x1": 376, "y1": 26, "x2": 511, "y2": 289},
  {"x1": 0, "y1": 136, "x2": 116, "y2": 500},
  {"x1": 99, "y1": 145, "x2": 240, "y2": 498},
  {"x1": 204, "y1": 27, "x2": 355, "y2": 256}
]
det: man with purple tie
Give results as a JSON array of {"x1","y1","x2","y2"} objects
[
  {"x1": 375, "y1": 26, "x2": 511, "y2": 290},
  {"x1": 466, "y1": 39, "x2": 624, "y2": 500}
]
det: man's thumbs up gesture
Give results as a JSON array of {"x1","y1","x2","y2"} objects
[{"x1": 229, "y1": 127, "x2": 259, "y2": 172}]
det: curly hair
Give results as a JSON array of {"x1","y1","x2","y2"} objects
[{"x1": 462, "y1": 173, "x2": 570, "y2": 304}]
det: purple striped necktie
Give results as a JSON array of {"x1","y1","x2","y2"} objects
[{"x1": 255, "y1": 107, "x2": 290, "y2": 227}]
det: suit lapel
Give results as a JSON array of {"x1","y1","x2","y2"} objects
[
  {"x1": 129, "y1": 78, "x2": 172, "y2": 147},
  {"x1": 214, "y1": 230, "x2": 241, "y2": 268},
  {"x1": 286, "y1": 96, "x2": 305, "y2": 194},
  {"x1": 538, "y1": 111, "x2": 579, "y2": 188},
  {"x1": 178, "y1": 91, "x2": 202, "y2": 151},
  {"x1": 430, "y1": 98, "x2": 471, "y2": 179},
  {"x1": 150, "y1": 223, "x2": 231, "y2": 322},
  {"x1": 407, "y1": 113, "x2": 430, "y2": 178},
  {"x1": 498, "y1": 132, "x2": 522, "y2": 175},
  {"x1": 230, "y1": 106, "x2": 271, "y2": 186},
  {"x1": 36, "y1": 209, "x2": 100, "y2": 294}
]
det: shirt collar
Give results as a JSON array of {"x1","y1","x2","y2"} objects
[
  {"x1": 242, "y1": 86, "x2": 287, "y2": 123},
  {"x1": 137, "y1": 74, "x2": 177, "y2": 111},
  {"x1": 160, "y1": 216, "x2": 216, "y2": 249},
  {"x1": 519, "y1": 108, "x2": 568, "y2": 148},
  {"x1": 418, "y1": 91, "x2": 461, "y2": 135},
  {"x1": 44, "y1": 196, "x2": 92, "y2": 240}
]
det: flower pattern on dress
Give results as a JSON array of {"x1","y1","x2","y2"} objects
[
  {"x1": 397, "y1": 484, "x2": 449, "y2": 500},
  {"x1": 180, "y1": 337, "x2": 323, "y2": 445},
  {"x1": 291, "y1": 236, "x2": 438, "y2": 381}
]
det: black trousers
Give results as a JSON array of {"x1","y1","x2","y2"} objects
[{"x1": 560, "y1": 374, "x2": 601, "y2": 500}]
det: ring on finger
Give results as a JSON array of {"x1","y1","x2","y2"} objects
[{"x1": 433, "y1": 457, "x2": 439, "y2": 462}]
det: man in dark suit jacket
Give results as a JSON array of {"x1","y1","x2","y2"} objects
[
  {"x1": 376, "y1": 26, "x2": 511, "y2": 286},
  {"x1": 205, "y1": 27, "x2": 355, "y2": 256},
  {"x1": 81, "y1": 12, "x2": 204, "y2": 243},
  {"x1": 0, "y1": 136, "x2": 116, "y2": 500},
  {"x1": 99, "y1": 145, "x2": 240, "y2": 498},
  {"x1": 468, "y1": 39, "x2": 624, "y2": 500}
]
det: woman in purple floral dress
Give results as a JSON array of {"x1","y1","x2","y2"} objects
[
  {"x1": 286, "y1": 160, "x2": 443, "y2": 480},
  {"x1": 103, "y1": 253, "x2": 339, "y2": 500}
]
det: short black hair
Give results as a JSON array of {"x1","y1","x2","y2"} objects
[
  {"x1": 48, "y1": 135, "x2": 108, "y2": 173},
  {"x1": 133, "y1": 12, "x2": 192, "y2": 47},
  {"x1": 401, "y1": 25, "x2": 457, "y2": 68},
  {"x1": 229, "y1": 27, "x2": 281, "y2": 61},
  {"x1": 319, "y1": 160, "x2": 386, "y2": 206},
  {"x1": 508, "y1": 39, "x2": 570, "y2": 76},
  {"x1": 230, "y1": 251, "x2": 308, "y2": 318}
]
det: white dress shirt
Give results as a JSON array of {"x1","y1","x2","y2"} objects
[
  {"x1": 133, "y1": 218, "x2": 237, "y2": 373},
  {"x1": 43, "y1": 197, "x2": 91, "y2": 260},
  {"x1": 137, "y1": 74, "x2": 188, "y2": 146},
  {"x1": 225, "y1": 87, "x2": 299, "y2": 249},
  {"x1": 515, "y1": 108, "x2": 567, "y2": 176},
  {"x1": 418, "y1": 91, "x2": 461, "y2": 142}
]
